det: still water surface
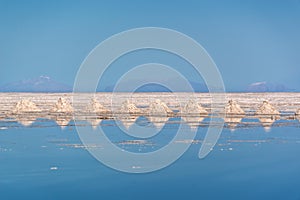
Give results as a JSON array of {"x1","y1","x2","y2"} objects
[{"x1": 0, "y1": 118, "x2": 300, "y2": 200}]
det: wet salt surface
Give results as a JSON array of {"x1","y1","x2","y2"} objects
[{"x1": 0, "y1": 118, "x2": 300, "y2": 200}]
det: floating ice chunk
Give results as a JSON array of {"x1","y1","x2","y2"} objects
[{"x1": 50, "y1": 166, "x2": 58, "y2": 171}]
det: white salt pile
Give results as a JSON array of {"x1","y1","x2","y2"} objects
[
  {"x1": 255, "y1": 101, "x2": 280, "y2": 115},
  {"x1": 181, "y1": 100, "x2": 207, "y2": 115},
  {"x1": 51, "y1": 98, "x2": 73, "y2": 113},
  {"x1": 296, "y1": 109, "x2": 300, "y2": 115},
  {"x1": 12, "y1": 99, "x2": 41, "y2": 113},
  {"x1": 225, "y1": 100, "x2": 245, "y2": 115},
  {"x1": 87, "y1": 98, "x2": 109, "y2": 113},
  {"x1": 119, "y1": 100, "x2": 141, "y2": 114},
  {"x1": 149, "y1": 99, "x2": 173, "y2": 116}
]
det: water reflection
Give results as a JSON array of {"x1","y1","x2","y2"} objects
[
  {"x1": 115, "y1": 114, "x2": 138, "y2": 129},
  {"x1": 51, "y1": 115, "x2": 72, "y2": 129},
  {"x1": 147, "y1": 116, "x2": 169, "y2": 129},
  {"x1": 181, "y1": 116, "x2": 205, "y2": 130},
  {"x1": 87, "y1": 118, "x2": 103, "y2": 130},
  {"x1": 224, "y1": 116, "x2": 243, "y2": 131},
  {"x1": 1, "y1": 113, "x2": 299, "y2": 132},
  {"x1": 16, "y1": 116, "x2": 37, "y2": 127},
  {"x1": 258, "y1": 115, "x2": 279, "y2": 132}
]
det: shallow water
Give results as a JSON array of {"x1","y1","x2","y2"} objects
[{"x1": 0, "y1": 116, "x2": 300, "y2": 200}]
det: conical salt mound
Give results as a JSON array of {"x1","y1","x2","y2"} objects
[
  {"x1": 12, "y1": 99, "x2": 41, "y2": 113},
  {"x1": 181, "y1": 100, "x2": 207, "y2": 115},
  {"x1": 149, "y1": 99, "x2": 173, "y2": 115},
  {"x1": 87, "y1": 98, "x2": 109, "y2": 113},
  {"x1": 296, "y1": 109, "x2": 300, "y2": 116},
  {"x1": 225, "y1": 100, "x2": 245, "y2": 115},
  {"x1": 255, "y1": 101, "x2": 280, "y2": 115},
  {"x1": 119, "y1": 100, "x2": 141, "y2": 114},
  {"x1": 52, "y1": 98, "x2": 73, "y2": 113}
]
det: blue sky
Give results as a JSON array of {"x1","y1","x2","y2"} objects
[{"x1": 0, "y1": 0, "x2": 300, "y2": 91}]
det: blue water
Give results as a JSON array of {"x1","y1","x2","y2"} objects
[{"x1": 0, "y1": 119, "x2": 300, "y2": 200}]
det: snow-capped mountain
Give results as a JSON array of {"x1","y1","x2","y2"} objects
[{"x1": 0, "y1": 76, "x2": 72, "y2": 92}]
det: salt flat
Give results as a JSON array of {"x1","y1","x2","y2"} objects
[{"x1": 0, "y1": 92, "x2": 299, "y2": 114}]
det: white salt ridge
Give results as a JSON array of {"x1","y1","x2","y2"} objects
[
  {"x1": 255, "y1": 101, "x2": 280, "y2": 115},
  {"x1": 119, "y1": 100, "x2": 141, "y2": 114},
  {"x1": 51, "y1": 98, "x2": 73, "y2": 113},
  {"x1": 181, "y1": 99, "x2": 207, "y2": 115},
  {"x1": 149, "y1": 99, "x2": 173, "y2": 115},
  {"x1": 12, "y1": 99, "x2": 41, "y2": 113},
  {"x1": 87, "y1": 98, "x2": 109, "y2": 113},
  {"x1": 225, "y1": 100, "x2": 245, "y2": 115}
]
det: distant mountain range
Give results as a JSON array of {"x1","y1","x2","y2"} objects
[
  {"x1": 0, "y1": 76, "x2": 72, "y2": 92},
  {"x1": 246, "y1": 81, "x2": 294, "y2": 92},
  {"x1": 0, "y1": 76, "x2": 295, "y2": 93}
]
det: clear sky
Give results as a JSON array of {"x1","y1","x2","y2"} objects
[{"x1": 0, "y1": 0, "x2": 300, "y2": 91}]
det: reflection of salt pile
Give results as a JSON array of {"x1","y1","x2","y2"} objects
[
  {"x1": 225, "y1": 100, "x2": 245, "y2": 115},
  {"x1": 147, "y1": 116, "x2": 169, "y2": 129},
  {"x1": 255, "y1": 101, "x2": 280, "y2": 115},
  {"x1": 118, "y1": 116, "x2": 138, "y2": 129},
  {"x1": 87, "y1": 98, "x2": 109, "y2": 113},
  {"x1": 181, "y1": 100, "x2": 207, "y2": 130},
  {"x1": 224, "y1": 100, "x2": 245, "y2": 131},
  {"x1": 296, "y1": 109, "x2": 300, "y2": 121},
  {"x1": 12, "y1": 99, "x2": 41, "y2": 113},
  {"x1": 258, "y1": 117, "x2": 276, "y2": 132},
  {"x1": 256, "y1": 101, "x2": 280, "y2": 132},
  {"x1": 119, "y1": 100, "x2": 141, "y2": 114},
  {"x1": 181, "y1": 100, "x2": 207, "y2": 115},
  {"x1": 88, "y1": 118, "x2": 103, "y2": 130},
  {"x1": 53, "y1": 115, "x2": 72, "y2": 129},
  {"x1": 225, "y1": 117, "x2": 243, "y2": 132},
  {"x1": 149, "y1": 99, "x2": 173, "y2": 116},
  {"x1": 147, "y1": 99, "x2": 172, "y2": 129},
  {"x1": 52, "y1": 98, "x2": 73, "y2": 113},
  {"x1": 16, "y1": 116, "x2": 37, "y2": 127}
]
